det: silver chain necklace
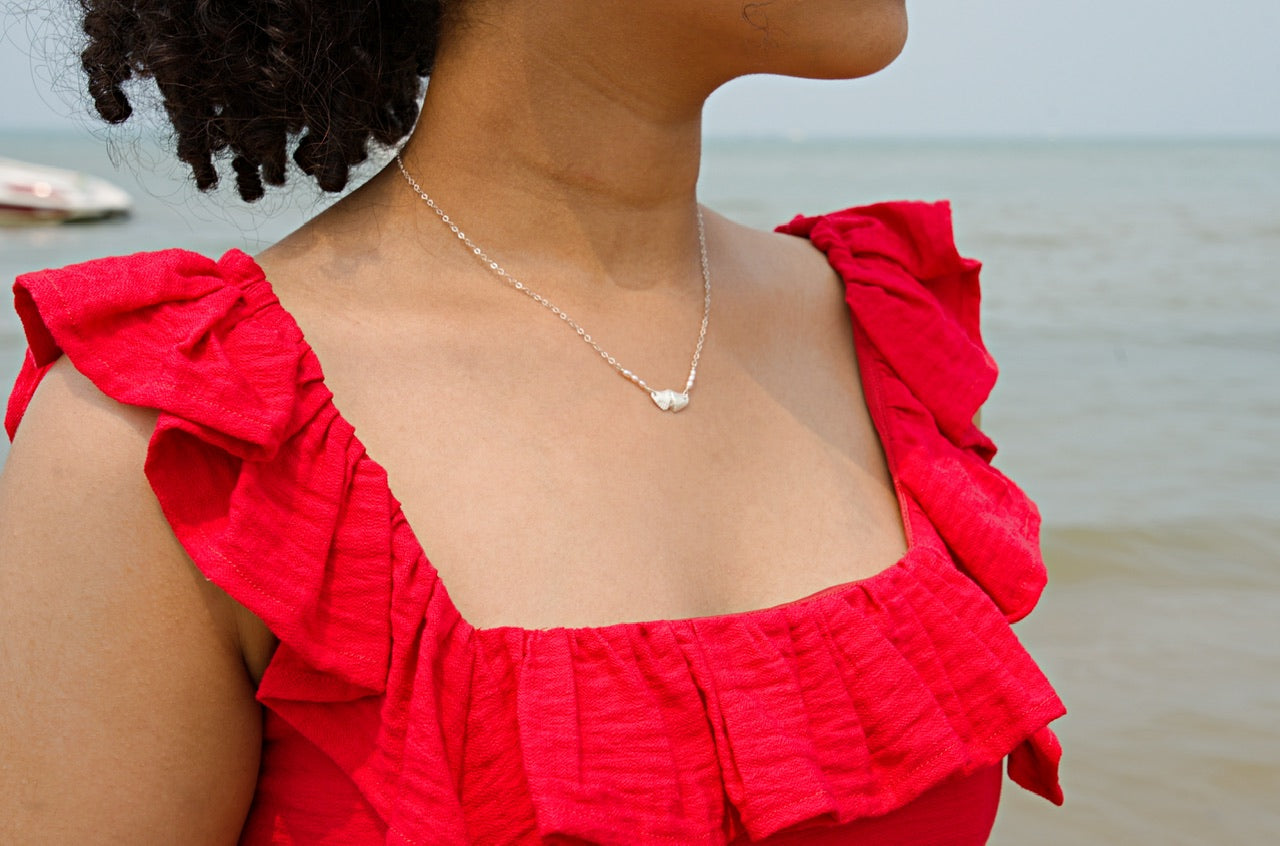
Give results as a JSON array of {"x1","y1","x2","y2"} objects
[{"x1": 395, "y1": 155, "x2": 711, "y2": 413}]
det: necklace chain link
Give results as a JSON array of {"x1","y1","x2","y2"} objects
[{"x1": 395, "y1": 155, "x2": 711, "y2": 412}]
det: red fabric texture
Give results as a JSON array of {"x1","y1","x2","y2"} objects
[{"x1": 6, "y1": 201, "x2": 1065, "y2": 845}]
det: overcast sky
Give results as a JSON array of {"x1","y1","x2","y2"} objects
[{"x1": 3, "y1": 0, "x2": 1278, "y2": 137}]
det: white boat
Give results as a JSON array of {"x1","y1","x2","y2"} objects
[{"x1": 0, "y1": 157, "x2": 132, "y2": 225}]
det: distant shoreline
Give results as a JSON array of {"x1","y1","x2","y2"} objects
[{"x1": 3, "y1": 126, "x2": 1279, "y2": 146}]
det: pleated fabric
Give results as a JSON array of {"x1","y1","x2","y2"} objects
[{"x1": 7, "y1": 201, "x2": 1064, "y2": 845}]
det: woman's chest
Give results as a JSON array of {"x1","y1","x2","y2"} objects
[{"x1": 309, "y1": 305, "x2": 907, "y2": 631}]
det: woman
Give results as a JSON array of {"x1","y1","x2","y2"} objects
[{"x1": 0, "y1": 0, "x2": 1064, "y2": 843}]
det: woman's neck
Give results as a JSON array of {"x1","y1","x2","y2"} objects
[{"x1": 381, "y1": 7, "x2": 723, "y2": 293}]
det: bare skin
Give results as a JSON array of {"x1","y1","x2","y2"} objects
[
  {"x1": 0, "y1": 0, "x2": 920, "y2": 840},
  {"x1": 0, "y1": 360, "x2": 263, "y2": 843}
]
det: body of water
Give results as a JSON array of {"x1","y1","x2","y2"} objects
[{"x1": 2, "y1": 130, "x2": 1278, "y2": 843}]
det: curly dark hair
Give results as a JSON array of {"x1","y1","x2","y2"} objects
[{"x1": 77, "y1": 0, "x2": 444, "y2": 201}]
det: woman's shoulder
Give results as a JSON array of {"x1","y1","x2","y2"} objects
[
  {"x1": 8, "y1": 238, "x2": 393, "y2": 697},
  {"x1": 8, "y1": 246, "x2": 308, "y2": 452},
  {"x1": 6, "y1": 243, "x2": 317, "y2": 682},
  {"x1": 0, "y1": 351, "x2": 267, "y2": 841},
  {"x1": 11, "y1": 247, "x2": 273, "y2": 404},
  {"x1": 5, "y1": 247, "x2": 291, "y2": 680},
  {"x1": 773, "y1": 199, "x2": 982, "y2": 330},
  {"x1": 722, "y1": 198, "x2": 981, "y2": 328},
  {"x1": 769, "y1": 200, "x2": 996, "y2": 445},
  {"x1": 14, "y1": 246, "x2": 259, "y2": 310}
]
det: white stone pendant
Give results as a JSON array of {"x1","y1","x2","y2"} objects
[{"x1": 650, "y1": 389, "x2": 690, "y2": 412}]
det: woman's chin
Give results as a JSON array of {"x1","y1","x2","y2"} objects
[{"x1": 744, "y1": 6, "x2": 909, "y2": 83}]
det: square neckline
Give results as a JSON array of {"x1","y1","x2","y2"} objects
[{"x1": 235, "y1": 244, "x2": 928, "y2": 636}]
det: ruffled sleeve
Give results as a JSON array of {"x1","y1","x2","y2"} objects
[
  {"x1": 778, "y1": 201, "x2": 1046, "y2": 623},
  {"x1": 6, "y1": 249, "x2": 393, "y2": 706},
  {"x1": 779, "y1": 201, "x2": 991, "y2": 451},
  {"x1": 778, "y1": 200, "x2": 1062, "y2": 803}
]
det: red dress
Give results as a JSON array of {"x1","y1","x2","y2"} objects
[{"x1": 6, "y1": 201, "x2": 1064, "y2": 845}]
